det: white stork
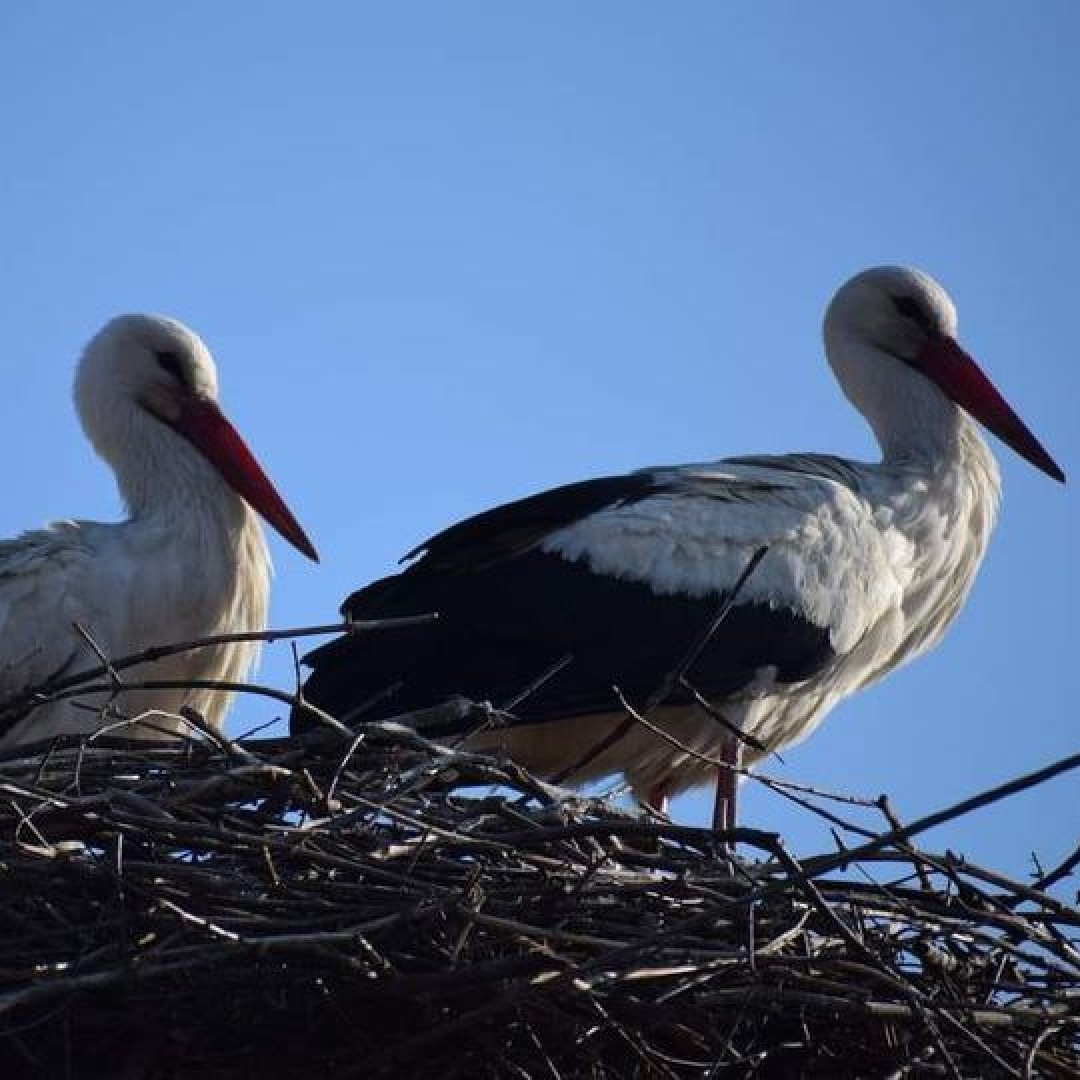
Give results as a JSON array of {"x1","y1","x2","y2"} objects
[
  {"x1": 0, "y1": 315, "x2": 317, "y2": 749},
  {"x1": 294, "y1": 267, "x2": 1063, "y2": 825}
]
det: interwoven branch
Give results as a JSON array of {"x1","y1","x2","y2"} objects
[{"x1": 0, "y1": 631, "x2": 1077, "y2": 1078}]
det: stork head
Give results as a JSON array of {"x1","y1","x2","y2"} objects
[
  {"x1": 76, "y1": 315, "x2": 318, "y2": 560},
  {"x1": 824, "y1": 266, "x2": 1064, "y2": 482}
]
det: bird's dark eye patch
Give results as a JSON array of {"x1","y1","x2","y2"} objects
[
  {"x1": 891, "y1": 295, "x2": 930, "y2": 327},
  {"x1": 154, "y1": 350, "x2": 188, "y2": 384}
]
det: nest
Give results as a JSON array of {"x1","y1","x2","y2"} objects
[{"x1": 1, "y1": 699, "x2": 1077, "y2": 1080}]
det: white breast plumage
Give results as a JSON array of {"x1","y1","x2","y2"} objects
[{"x1": 0, "y1": 314, "x2": 316, "y2": 751}]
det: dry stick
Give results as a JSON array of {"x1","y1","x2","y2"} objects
[
  {"x1": 642, "y1": 686, "x2": 879, "y2": 811},
  {"x1": 581, "y1": 813, "x2": 957, "y2": 1068},
  {"x1": 791, "y1": 749, "x2": 1080, "y2": 884},
  {"x1": 757, "y1": 846, "x2": 966, "y2": 1079},
  {"x1": 1025, "y1": 1024, "x2": 1067, "y2": 1080},
  {"x1": 0, "y1": 615, "x2": 437, "y2": 717},
  {"x1": 609, "y1": 686, "x2": 882, "y2": 842},
  {"x1": 744, "y1": 765, "x2": 880, "y2": 809},
  {"x1": 485, "y1": 762, "x2": 1080, "y2": 1014},
  {"x1": 357, "y1": 825, "x2": 946, "y2": 1075},
  {"x1": 176, "y1": 705, "x2": 264, "y2": 765},
  {"x1": 4, "y1": 656, "x2": 1075, "y2": 1071},
  {"x1": 42, "y1": 676, "x2": 351, "y2": 740},
  {"x1": 1, "y1": 739, "x2": 1076, "y2": 1076},
  {"x1": 755, "y1": 774, "x2": 881, "y2": 841},
  {"x1": 442, "y1": 654, "x2": 577, "y2": 753},
  {"x1": 1030, "y1": 840, "x2": 1080, "y2": 896},
  {"x1": 500, "y1": 653, "x2": 576, "y2": 713},
  {"x1": 551, "y1": 545, "x2": 769, "y2": 787},
  {"x1": 934, "y1": 855, "x2": 1080, "y2": 944},
  {"x1": 327, "y1": 732, "x2": 370, "y2": 808},
  {"x1": 918, "y1": 858, "x2": 1080, "y2": 973},
  {"x1": 878, "y1": 794, "x2": 934, "y2": 893},
  {"x1": 651, "y1": 546, "x2": 771, "y2": 710},
  {"x1": 678, "y1": 678, "x2": 769, "y2": 756},
  {"x1": 71, "y1": 622, "x2": 123, "y2": 691}
]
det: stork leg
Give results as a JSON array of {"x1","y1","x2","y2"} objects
[
  {"x1": 645, "y1": 782, "x2": 670, "y2": 817},
  {"x1": 712, "y1": 739, "x2": 742, "y2": 833}
]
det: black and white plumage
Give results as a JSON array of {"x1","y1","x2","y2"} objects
[{"x1": 295, "y1": 267, "x2": 1063, "y2": 819}]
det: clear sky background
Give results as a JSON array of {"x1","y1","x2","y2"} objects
[{"x1": 1, "y1": 3, "x2": 1077, "y2": 882}]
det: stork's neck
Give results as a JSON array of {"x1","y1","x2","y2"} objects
[
  {"x1": 108, "y1": 407, "x2": 256, "y2": 547},
  {"x1": 825, "y1": 328, "x2": 1002, "y2": 557},
  {"x1": 827, "y1": 330, "x2": 968, "y2": 469}
]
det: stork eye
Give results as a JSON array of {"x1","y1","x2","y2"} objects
[
  {"x1": 155, "y1": 350, "x2": 187, "y2": 384},
  {"x1": 891, "y1": 295, "x2": 925, "y2": 322}
]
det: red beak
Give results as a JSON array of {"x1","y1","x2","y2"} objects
[
  {"x1": 916, "y1": 336, "x2": 1065, "y2": 483},
  {"x1": 171, "y1": 399, "x2": 319, "y2": 561}
]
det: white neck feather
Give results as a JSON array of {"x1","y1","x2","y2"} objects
[
  {"x1": 826, "y1": 329, "x2": 966, "y2": 468},
  {"x1": 118, "y1": 409, "x2": 243, "y2": 520},
  {"x1": 825, "y1": 328, "x2": 1002, "y2": 562},
  {"x1": 104, "y1": 406, "x2": 272, "y2": 729},
  {"x1": 83, "y1": 391, "x2": 272, "y2": 623}
]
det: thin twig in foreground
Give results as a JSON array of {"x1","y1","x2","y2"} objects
[
  {"x1": 552, "y1": 546, "x2": 769, "y2": 787},
  {"x1": 0, "y1": 615, "x2": 437, "y2": 719}
]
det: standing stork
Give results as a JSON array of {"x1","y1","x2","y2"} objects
[
  {"x1": 293, "y1": 267, "x2": 1063, "y2": 826},
  {"x1": 0, "y1": 315, "x2": 317, "y2": 750}
]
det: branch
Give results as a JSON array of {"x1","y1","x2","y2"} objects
[
  {"x1": 0, "y1": 615, "x2": 437, "y2": 720},
  {"x1": 551, "y1": 546, "x2": 769, "y2": 787}
]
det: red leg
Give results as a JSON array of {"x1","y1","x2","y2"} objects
[
  {"x1": 645, "y1": 781, "x2": 670, "y2": 816},
  {"x1": 712, "y1": 739, "x2": 742, "y2": 832}
]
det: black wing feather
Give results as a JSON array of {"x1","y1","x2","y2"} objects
[
  {"x1": 397, "y1": 472, "x2": 669, "y2": 572},
  {"x1": 297, "y1": 469, "x2": 836, "y2": 737},
  {"x1": 297, "y1": 548, "x2": 833, "y2": 736}
]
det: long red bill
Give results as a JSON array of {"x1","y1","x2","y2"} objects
[
  {"x1": 171, "y1": 399, "x2": 320, "y2": 561},
  {"x1": 916, "y1": 336, "x2": 1065, "y2": 483}
]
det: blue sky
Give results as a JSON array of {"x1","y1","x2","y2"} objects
[{"x1": 2, "y1": 3, "x2": 1077, "y2": 879}]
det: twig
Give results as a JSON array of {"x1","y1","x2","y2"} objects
[
  {"x1": 0, "y1": 640, "x2": 1075, "y2": 1078},
  {"x1": 551, "y1": 546, "x2": 769, "y2": 787},
  {"x1": 647, "y1": 545, "x2": 770, "y2": 708},
  {"x1": 1030, "y1": 840, "x2": 1080, "y2": 895},
  {"x1": 0, "y1": 615, "x2": 437, "y2": 720},
  {"x1": 795, "y1": 750, "x2": 1080, "y2": 883}
]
